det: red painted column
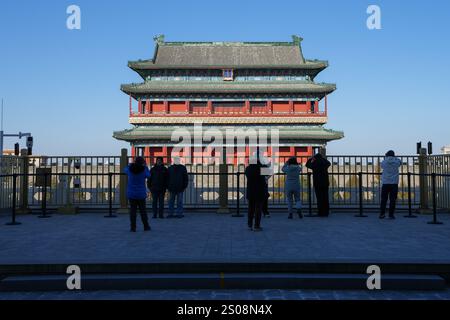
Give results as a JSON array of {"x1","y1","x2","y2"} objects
[
  {"x1": 163, "y1": 146, "x2": 168, "y2": 164},
  {"x1": 289, "y1": 100, "x2": 294, "y2": 114},
  {"x1": 138, "y1": 99, "x2": 142, "y2": 114},
  {"x1": 207, "y1": 100, "x2": 213, "y2": 114},
  {"x1": 131, "y1": 146, "x2": 136, "y2": 158},
  {"x1": 186, "y1": 100, "x2": 190, "y2": 114},
  {"x1": 144, "y1": 146, "x2": 150, "y2": 164},
  {"x1": 267, "y1": 100, "x2": 273, "y2": 114},
  {"x1": 290, "y1": 146, "x2": 295, "y2": 158},
  {"x1": 245, "y1": 100, "x2": 250, "y2": 114},
  {"x1": 164, "y1": 100, "x2": 169, "y2": 114},
  {"x1": 245, "y1": 145, "x2": 250, "y2": 165},
  {"x1": 145, "y1": 99, "x2": 151, "y2": 114}
]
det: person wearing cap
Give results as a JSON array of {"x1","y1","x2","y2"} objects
[{"x1": 380, "y1": 150, "x2": 402, "y2": 219}]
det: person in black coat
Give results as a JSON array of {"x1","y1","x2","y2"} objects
[
  {"x1": 262, "y1": 162, "x2": 271, "y2": 218},
  {"x1": 147, "y1": 157, "x2": 169, "y2": 219},
  {"x1": 245, "y1": 160, "x2": 266, "y2": 231},
  {"x1": 306, "y1": 153, "x2": 331, "y2": 217},
  {"x1": 167, "y1": 157, "x2": 189, "y2": 218}
]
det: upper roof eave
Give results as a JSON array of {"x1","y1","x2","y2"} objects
[
  {"x1": 120, "y1": 81, "x2": 336, "y2": 96},
  {"x1": 128, "y1": 60, "x2": 328, "y2": 71}
]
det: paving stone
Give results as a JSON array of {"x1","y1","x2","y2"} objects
[{"x1": 1, "y1": 212, "x2": 449, "y2": 264}]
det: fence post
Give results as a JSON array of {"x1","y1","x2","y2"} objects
[
  {"x1": 104, "y1": 172, "x2": 117, "y2": 218},
  {"x1": 404, "y1": 172, "x2": 417, "y2": 218},
  {"x1": 232, "y1": 171, "x2": 243, "y2": 217},
  {"x1": 306, "y1": 172, "x2": 314, "y2": 217},
  {"x1": 117, "y1": 148, "x2": 129, "y2": 214},
  {"x1": 418, "y1": 148, "x2": 429, "y2": 212},
  {"x1": 427, "y1": 173, "x2": 443, "y2": 225},
  {"x1": 17, "y1": 149, "x2": 31, "y2": 214},
  {"x1": 354, "y1": 172, "x2": 368, "y2": 217},
  {"x1": 217, "y1": 152, "x2": 229, "y2": 214},
  {"x1": 6, "y1": 174, "x2": 21, "y2": 226},
  {"x1": 38, "y1": 172, "x2": 51, "y2": 218}
]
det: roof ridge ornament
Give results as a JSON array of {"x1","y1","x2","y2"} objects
[
  {"x1": 153, "y1": 34, "x2": 165, "y2": 45},
  {"x1": 292, "y1": 35, "x2": 303, "y2": 46}
]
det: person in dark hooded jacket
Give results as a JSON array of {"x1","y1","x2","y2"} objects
[
  {"x1": 167, "y1": 157, "x2": 189, "y2": 218},
  {"x1": 306, "y1": 153, "x2": 331, "y2": 217},
  {"x1": 124, "y1": 156, "x2": 151, "y2": 232},
  {"x1": 245, "y1": 159, "x2": 266, "y2": 231},
  {"x1": 147, "y1": 157, "x2": 169, "y2": 219}
]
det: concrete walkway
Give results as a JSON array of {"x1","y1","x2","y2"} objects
[{"x1": 0, "y1": 212, "x2": 449, "y2": 265}]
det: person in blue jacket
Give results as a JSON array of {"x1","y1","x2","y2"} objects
[{"x1": 124, "y1": 156, "x2": 151, "y2": 232}]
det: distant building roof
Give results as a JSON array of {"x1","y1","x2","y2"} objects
[{"x1": 442, "y1": 145, "x2": 450, "y2": 154}]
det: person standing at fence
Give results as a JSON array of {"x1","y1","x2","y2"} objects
[
  {"x1": 306, "y1": 153, "x2": 331, "y2": 217},
  {"x1": 379, "y1": 150, "x2": 402, "y2": 219},
  {"x1": 262, "y1": 162, "x2": 271, "y2": 218},
  {"x1": 245, "y1": 158, "x2": 266, "y2": 231},
  {"x1": 125, "y1": 156, "x2": 151, "y2": 232},
  {"x1": 167, "y1": 157, "x2": 189, "y2": 218},
  {"x1": 147, "y1": 157, "x2": 169, "y2": 219},
  {"x1": 282, "y1": 157, "x2": 303, "y2": 219}
]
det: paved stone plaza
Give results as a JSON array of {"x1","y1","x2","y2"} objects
[
  {"x1": 1, "y1": 288, "x2": 450, "y2": 300},
  {"x1": 0, "y1": 212, "x2": 449, "y2": 264}
]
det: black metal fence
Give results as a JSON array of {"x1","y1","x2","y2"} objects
[
  {"x1": 1, "y1": 155, "x2": 449, "y2": 212},
  {"x1": 3, "y1": 171, "x2": 449, "y2": 227}
]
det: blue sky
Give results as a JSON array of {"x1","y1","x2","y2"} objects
[{"x1": 0, "y1": 0, "x2": 449, "y2": 155}]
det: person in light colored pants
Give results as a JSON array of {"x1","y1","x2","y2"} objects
[{"x1": 282, "y1": 157, "x2": 303, "y2": 219}]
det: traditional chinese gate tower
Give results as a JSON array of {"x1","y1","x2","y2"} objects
[{"x1": 114, "y1": 35, "x2": 343, "y2": 164}]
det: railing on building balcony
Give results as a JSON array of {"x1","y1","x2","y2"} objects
[{"x1": 128, "y1": 97, "x2": 328, "y2": 118}]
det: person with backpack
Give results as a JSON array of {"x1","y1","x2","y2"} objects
[
  {"x1": 124, "y1": 156, "x2": 151, "y2": 232},
  {"x1": 282, "y1": 157, "x2": 303, "y2": 219},
  {"x1": 167, "y1": 157, "x2": 189, "y2": 218},
  {"x1": 147, "y1": 157, "x2": 169, "y2": 219},
  {"x1": 380, "y1": 150, "x2": 402, "y2": 219}
]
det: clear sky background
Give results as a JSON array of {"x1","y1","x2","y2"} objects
[{"x1": 0, "y1": 0, "x2": 449, "y2": 156}]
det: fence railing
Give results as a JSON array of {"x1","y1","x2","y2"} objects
[
  {"x1": 1, "y1": 154, "x2": 449, "y2": 212},
  {"x1": 3, "y1": 171, "x2": 449, "y2": 227}
]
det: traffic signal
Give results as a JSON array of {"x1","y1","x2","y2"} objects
[
  {"x1": 416, "y1": 142, "x2": 422, "y2": 155},
  {"x1": 14, "y1": 143, "x2": 20, "y2": 156},
  {"x1": 26, "y1": 136, "x2": 33, "y2": 156},
  {"x1": 428, "y1": 141, "x2": 433, "y2": 155}
]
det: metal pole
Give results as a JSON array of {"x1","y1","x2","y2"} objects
[
  {"x1": 104, "y1": 172, "x2": 117, "y2": 218},
  {"x1": 0, "y1": 99, "x2": 3, "y2": 156},
  {"x1": 6, "y1": 174, "x2": 21, "y2": 225},
  {"x1": 0, "y1": 130, "x2": 3, "y2": 158},
  {"x1": 306, "y1": 172, "x2": 314, "y2": 217},
  {"x1": 355, "y1": 172, "x2": 368, "y2": 217},
  {"x1": 38, "y1": 172, "x2": 51, "y2": 218},
  {"x1": 428, "y1": 173, "x2": 443, "y2": 225},
  {"x1": 232, "y1": 171, "x2": 243, "y2": 217},
  {"x1": 404, "y1": 172, "x2": 417, "y2": 218}
]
